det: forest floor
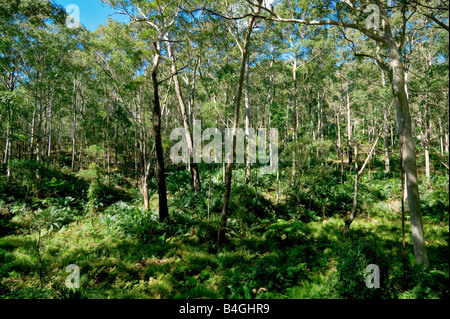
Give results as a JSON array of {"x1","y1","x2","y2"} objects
[{"x1": 0, "y1": 159, "x2": 449, "y2": 299}]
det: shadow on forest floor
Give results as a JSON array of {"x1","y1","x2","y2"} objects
[{"x1": 1, "y1": 207, "x2": 447, "y2": 299}]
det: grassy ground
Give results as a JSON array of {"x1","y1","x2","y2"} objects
[{"x1": 0, "y1": 160, "x2": 448, "y2": 299}]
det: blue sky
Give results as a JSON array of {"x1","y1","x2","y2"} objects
[{"x1": 52, "y1": 0, "x2": 129, "y2": 31}]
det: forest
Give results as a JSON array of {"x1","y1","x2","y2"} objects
[{"x1": 0, "y1": 0, "x2": 449, "y2": 300}]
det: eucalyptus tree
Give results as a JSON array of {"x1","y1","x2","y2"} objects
[
  {"x1": 284, "y1": 25, "x2": 331, "y2": 181},
  {"x1": 412, "y1": 0, "x2": 449, "y2": 32},
  {"x1": 87, "y1": 19, "x2": 144, "y2": 186},
  {"x1": 202, "y1": 0, "x2": 264, "y2": 246},
  {"x1": 250, "y1": 0, "x2": 430, "y2": 266},
  {"x1": 254, "y1": 18, "x2": 283, "y2": 129},
  {"x1": 18, "y1": 25, "x2": 79, "y2": 164},
  {"x1": 163, "y1": 27, "x2": 202, "y2": 191},
  {"x1": 103, "y1": 0, "x2": 195, "y2": 222},
  {"x1": 407, "y1": 16, "x2": 449, "y2": 182},
  {"x1": 0, "y1": 0, "x2": 66, "y2": 176},
  {"x1": 0, "y1": 9, "x2": 21, "y2": 177}
]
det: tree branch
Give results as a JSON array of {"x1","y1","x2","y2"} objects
[
  {"x1": 357, "y1": 134, "x2": 380, "y2": 176},
  {"x1": 158, "y1": 62, "x2": 190, "y2": 84},
  {"x1": 420, "y1": 10, "x2": 449, "y2": 31},
  {"x1": 246, "y1": 0, "x2": 388, "y2": 44}
]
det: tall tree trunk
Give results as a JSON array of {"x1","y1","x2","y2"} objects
[
  {"x1": 438, "y1": 117, "x2": 444, "y2": 156},
  {"x1": 383, "y1": 104, "x2": 391, "y2": 173},
  {"x1": 114, "y1": 94, "x2": 119, "y2": 166},
  {"x1": 385, "y1": 32, "x2": 429, "y2": 265},
  {"x1": 346, "y1": 81, "x2": 353, "y2": 168},
  {"x1": 344, "y1": 142, "x2": 358, "y2": 237},
  {"x1": 390, "y1": 125, "x2": 394, "y2": 148},
  {"x1": 36, "y1": 98, "x2": 42, "y2": 162},
  {"x1": 217, "y1": 5, "x2": 261, "y2": 246},
  {"x1": 291, "y1": 59, "x2": 297, "y2": 185},
  {"x1": 71, "y1": 80, "x2": 77, "y2": 172},
  {"x1": 337, "y1": 103, "x2": 344, "y2": 182},
  {"x1": 424, "y1": 91, "x2": 431, "y2": 186},
  {"x1": 142, "y1": 159, "x2": 152, "y2": 211},
  {"x1": 400, "y1": 126, "x2": 408, "y2": 283},
  {"x1": 444, "y1": 106, "x2": 449, "y2": 153},
  {"x1": 3, "y1": 70, "x2": 15, "y2": 178},
  {"x1": 264, "y1": 52, "x2": 275, "y2": 129},
  {"x1": 318, "y1": 92, "x2": 323, "y2": 139},
  {"x1": 150, "y1": 48, "x2": 169, "y2": 223},
  {"x1": 134, "y1": 123, "x2": 138, "y2": 188},
  {"x1": 4, "y1": 102, "x2": 12, "y2": 178},
  {"x1": 245, "y1": 53, "x2": 252, "y2": 183},
  {"x1": 423, "y1": 55, "x2": 432, "y2": 186},
  {"x1": 318, "y1": 91, "x2": 324, "y2": 164},
  {"x1": 381, "y1": 70, "x2": 390, "y2": 173},
  {"x1": 165, "y1": 36, "x2": 201, "y2": 191},
  {"x1": 47, "y1": 101, "x2": 53, "y2": 159},
  {"x1": 4, "y1": 122, "x2": 11, "y2": 172},
  {"x1": 78, "y1": 138, "x2": 83, "y2": 170},
  {"x1": 30, "y1": 106, "x2": 36, "y2": 160},
  {"x1": 106, "y1": 114, "x2": 111, "y2": 185},
  {"x1": 137, "y1": 88, "x2": 149, "y2": 208}
]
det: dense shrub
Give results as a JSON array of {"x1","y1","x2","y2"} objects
[
  {"x1": 401, "y1": 267, "x2": 450, "y2": 299},
  {"x1": 103, "y1": 202, "x2": 160, "y2": 242},
  {"x1": 420, "y1": 176, "x2": 449, "y2": 223},
  {"x1": 334, "y1": 238, "x2": 393, "y2": 299},
  {"x1": 284, "y1": 180, "x2": 352, "y2": 222},
  {"x1": 6, "y1": 159, "x2": 86, "y2": 201}
]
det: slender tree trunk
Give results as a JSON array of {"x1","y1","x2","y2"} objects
[
  {"x1": 438, "y1": 117, "x2": 444, "y2": 156},
  {"x1": 150, "y1": 49, "x2": 169, "y2": 223},
  {"x1": 344, "y1": 143, "x2": 358, "y2": 237},
  {"x1": 344, "y1": 135, "x2": 380, "y2": 236},
  {"x1": 208, "y1": 163, "x2": 211, "y2": 221},
  {"x1": 142, "y1": 159, "x2": 152, "y2": 211},
  {"x1": 381, "y1": 70, "x2": 390, "y2": 173},
  {"x1": 71, "y1": 80, "x2": 77, "y2": 172},
  {"x1": 137, "y1": 88, "x2": 149, "y2": 207},
  {"x1": 3, "y1": 73, "x2": 15, "y2": 178},
  {"x1": 245, "y1": 53, "x2": 251, "y2": 183},
  {"x1": 269, "y1": 112, "x2": 280, "y2": 204},
  {"x1": 444, "y1": 107, "x2": 449, "y2": 153},
  {"x1": 383, "y1": 104, "x2": 391, "y2": 173},
  {"x1": 134, "y1": 124, "x2": 138, "y2": 188},
  {"x1": 217, "y1": 6, "x2": 261, "y2": 246},
  {"x1": 391, "y1": 125, "x2": 394, "y2": 148},
  {"x1": 264, "y1": 53, "x2": 275, "y2": 129},
  {"x1": 318, "y1": 91, "x2": 324, "y2": 165},
  {"x1": 30, "y1": 106, "x2": 36, "y2": 160},
  {"x1": 285, "y1": 99, "x2": 289, "y2": 149},
  {"x1": 165, "y1": 36, "x2": 201, "y2": 191},
  {"x1": 346, "y1": 81, "x2": 353, "y2": 168},
  {"x1": 107, "y1": 114, "x2": 111, "y2": 185},
  {"x1": 318, "y1": 92, "x2": 323, "y2": 139},
  {"x1": 4, "y1": 123, "x2": 11, "y2": 173},
  {"x1": 400, "y1": 125, "x2": 408, "y2": 283},
  {"x1": 78, "y1": 138, "x2": 83, "y2": 170},
  {"x1": 337, "y1": 103, "x2": 344, "y2": 182},
  {"x1": 291, "y1": 59, "x2": 297, "y2": 185},
  {"x1": 424, "y1": 91, "x2": 431, "y2": 186},
  {"x1": 36, "y1": 99, "x2": 42, "y2": 163},
  {"x1": 47, "y1": 101, "x2": 53, "y2": 159},
  {"x1": 4, "y1": 103, "x2": 12, "y2": 178},
  {"x1": 191, "y1": 60, "x2": 198, "y2": 118},
  {"x1": 423, "y1": 54, "x2": 432, "y2": 185}
]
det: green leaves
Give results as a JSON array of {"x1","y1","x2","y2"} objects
[
  {"x1": 265, "y1": 219, "x2": 307, "y2": 244},
  {"x1": 334, "y1": 238, "x2": 394, "y2": 299}
]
